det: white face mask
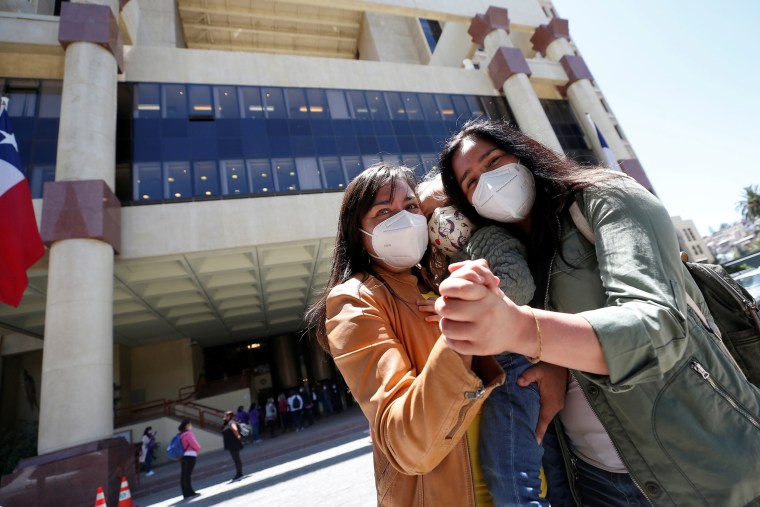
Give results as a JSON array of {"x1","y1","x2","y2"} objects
[
  {"x1": 471, "y1": 163, "x2": 536, "y2": 222},
  {"x1": 428, "y1": 206, "x2": 475, "y2": 257},
  {"x1": 359, "y1": 210, "x2": 428, "y2": 268},
  {"x1": 361, "y1": 210, "x2": 428, "y2": 269}
]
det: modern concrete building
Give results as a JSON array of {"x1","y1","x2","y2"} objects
[
  {"x1": 0, "y1": 0, "x2": 655, "y2": 503},
  {"x1": 671, "y1": 216, "x2": 715, "y2": 264}
]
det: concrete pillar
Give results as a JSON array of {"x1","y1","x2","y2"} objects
[
  {"x1": 306, "y1": 340, "x2": 333, "y2": 383},
  {"x1": 531, "y1": 18, "x2": 629, "y2": 163},
  {"x1": 468, "y1": 8, "x2": 563, "y2": 154},
  {"x1": 271, "y1": 334, "x2": 300, "y2": 389},
  {"x1": 37, "y1": 0, "x2": 122, "y2": 454}
]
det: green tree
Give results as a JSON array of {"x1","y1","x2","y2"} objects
[{"x1": 736, "y1": 185, "x2": 760, "y2": 222}]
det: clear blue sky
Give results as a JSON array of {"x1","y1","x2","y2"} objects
[{"x1": 551, "y1": 0, "x2": 760, "y2": 234}]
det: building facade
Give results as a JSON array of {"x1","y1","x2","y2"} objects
[{"x1": 0, "y1": 0, "x2": 654, "y2": 502}]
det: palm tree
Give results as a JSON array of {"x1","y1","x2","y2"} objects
[{"x1": 736, "y1": 185, "x2": 760, "y2": 222}]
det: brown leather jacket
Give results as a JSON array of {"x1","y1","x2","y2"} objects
[{"x1": 326, "y1": 267, "x2": 505, "y2": 506}]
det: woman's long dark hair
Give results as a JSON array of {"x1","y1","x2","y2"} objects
[
  {"x1": 439, "y1": 118, "x2": 622, "y2": 272},
  {"x1": 304, "y1": 163, "x2": 420, "y2": 352}
]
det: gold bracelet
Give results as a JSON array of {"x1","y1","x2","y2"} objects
[{"x1": 527, "y1": 307, "x2": 542, "y2": 364}]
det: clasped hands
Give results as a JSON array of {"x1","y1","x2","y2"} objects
[{"x1": 417, "y1": 259, "x2": 566, "y2": 442}]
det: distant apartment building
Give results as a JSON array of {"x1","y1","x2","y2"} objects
[{"x1": 671, "y1": 216, "x2": 715, "y2": 263}]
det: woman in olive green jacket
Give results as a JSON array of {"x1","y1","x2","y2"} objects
[{"x1": 436, "y1": 119, "x2": 760, "y2": 507}]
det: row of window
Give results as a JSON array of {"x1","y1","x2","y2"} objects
[
  {"x1": 133, "y1": 153, "x2": 438, "y2": 202},
  {"x1": 132, "y1": 83, "x2": 511, "y2": 122},
  {"x1": 7, "y1": 80, "x2": 596, "y2": 204}
]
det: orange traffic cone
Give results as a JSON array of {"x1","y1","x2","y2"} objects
[
  {"x1": 117, "y1": 476, "x2": 134, "y2": 507},
  {"x1": 94, "y1": 486, "x2": 108, "y2": 507}
]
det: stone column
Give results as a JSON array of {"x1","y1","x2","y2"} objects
[
  {"x1": 468, "y1": 7, "x2": 563, "y2": 154},
  {"x1": 531, "y1": 19, "x2": 628, "y2": 164},
  {"x1": 37, "y1": 0, "x2": 123, "y2": 455},
  {"x1": 271, "y1": 334, "x2": 300, "y2": 390}
]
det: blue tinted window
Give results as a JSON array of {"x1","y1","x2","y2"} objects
[
  {"x1": 239, "y1": 87, "x2": 264, "y2": 119},
  {"x1": 163, "y1": 85, "x2": 187, "y2": 118},
  {"x1": 216, "y1": 119, "x2": 241, "y2": 138},
  {"x1": 418, "y1": 94, "x2": 441, "y2": 121},
  {"x1": 401, "y1": 93, "x2": 424, "y2": 120},
  {"x1": 274, "y1": 158, "x2": 298, "y2": 191},
  {"x1": 346, "y1": 91, "x2": 370, "y2": 120},
  {"x1": 6, "y1": 90, "x2": 36, "y2": 117},
  {"x1": 335, "y1": 134, "x2": 358, "y2": 154},
  {"x1": 380, "y1": 153, "x2": 400, "y2": 164},
  {"x1": 362, "y1": 155, "x2": 382, "y2": 170},
  {"x1": 419, "y1": 19, "x2": 442, "y2": 52},
  {"x1": 135, "y1": 162, "x2": 163, "y2": 201},
  {"x1": 135, "y1": 83, "x2": 160, "y2": 118},
  {"x1": 365, "y1": 91, "x2": 389, "y2": 120},
  {"x1": 466, "y1": 96, "x2": 486, "y2": 118},
  {"x1": 214, "y1": 86, "x2": 239, "y2": 119},
  {"x1": 166, "y1": 161, "x2": 192, "y2": 199},
  {"x1": 193, "y1": 161, "x2": 220, "y2": 197},
  {"x1": 401, "y1": 154, "x2": 423, "y2": 178},
  {"x1": 30, "y1": 165, "x2": 56, "y2": 198},
  {"x1": 291, "y1": 136, "x2": 315, "y2": 156},
  {"x1": 435, "y1": 95, "x2": 456, "y2": 121},
  {"x1": 188, "y1": 85, "x2": 213, "y2": 119},
  {"x1": 310, "y1": 119, "x2": 333, "y2": 137},
  {"x1": 397, "y1": 136, "x2": 416, "y2": 152},
  {"x1": 306, "y1": 89, "x2": 329, "y2": 118},
  {"x1": 248, "y1": 159, "x2": 274, "y2": 194},
  {"x1": 133, "y1": 136, "x2": 161, "y2": 163},
  {"x1": 385, "y1": 92, "x2": 406, "y2": 120},
  {"x1": 39, "y1": 81, "x2": 62, "y2": 118},
  {"x1": 326, "y1": 90, "x2": 350, "y2": 119},
  {"x1": 315, "y1": 137, "x2": 337, "y2": 156},
  {"x1": 319, "y1": 157, "x2": 345, "y2": 189},
  {"x1": 342, "y1": 156, "x2": 363, "y2": 182},
  {"x1": 420, "y1": 154, "x2": 439, "y2": 175},
  {"x1": 392, "y1": 121, "x2": 412, "y2": 136},
  {"x1": 162, "y1": 119, "x2": 188, "y2": 138},
  {"x1": 450, "y1": 95, "x2": 470, "y2": 121},
  {"x1": 373, "y1": 120, "x2": 393, "y2": 136},
  {"x1": 217, "y1": 137, "x2": 242, "y2": 159},
  {"x1": 263, "y1": 88, "x2": 287, "y2": 119},
  {"x1": 481, "y1": 96, "x2": 511, "y2": 120},
  {"x1": 285, "y1": 88, "x2": 308, "y2": 119},
  {"x1": 357, "y1": 136, "x2": 378, "y2": 154},
  {"x1": 161, "y1": 137, "x2": 189, "y2": 160},
  {"x1": 32, "y1": 140, "x2": 56, "y2": 164},
  {"x1": 269, "y1": 136, "x2": 292, "y2": 157},
  {"x1": 289, "y1": 120, "x2": 312, "y2": 136},
  {"x1": 377, "y1": 136, "x2": 399, "y2": 153},
  {"x1": 221, "y1": 159, "x2": 249, "y2": 196},
  {"x1": 295, "y1": 157, "x2": 321, "y2": 190},
  {"x1": 189, "y1": 122, "x2": 218, "y2": 159}
]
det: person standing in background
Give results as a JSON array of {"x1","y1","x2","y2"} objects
[
  {"x1": 248, "y1": 402, "x2": 262, "y2": 443},
  {"x1": 178, "y1": 419, "x2": 200, "y2": 499},
  {"x1": 265, "y1": 397, "x2": 278, "y2": 438},
  {"x1": 140, "y1": 426, "x2": 157, "y2": 477},
  {"x1": 222, "y1": 411, "x2": 244, "y2": 480}
]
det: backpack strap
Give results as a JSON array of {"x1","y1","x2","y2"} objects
[
  {"x1": 567, "y1": 201, "x2": 718, "y2": 337},
  {"x1": 568, "y1": 201, "x2": 595, "y2": 243}
]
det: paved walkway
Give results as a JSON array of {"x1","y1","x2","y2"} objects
[{"x1": 132, "y1": 406, "x2": 370, "y2": 503}]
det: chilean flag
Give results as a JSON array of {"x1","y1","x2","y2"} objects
[
  {"x1": 0, "y1": 97, "x2": 45, "y2": 307},
  {"x1": 585, "y1": 113, "x2": 620, "y2": 171}
]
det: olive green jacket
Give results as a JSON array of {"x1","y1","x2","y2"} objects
[{"x1": 551, "y1": 176, "x2": 760, "y2": 506}]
